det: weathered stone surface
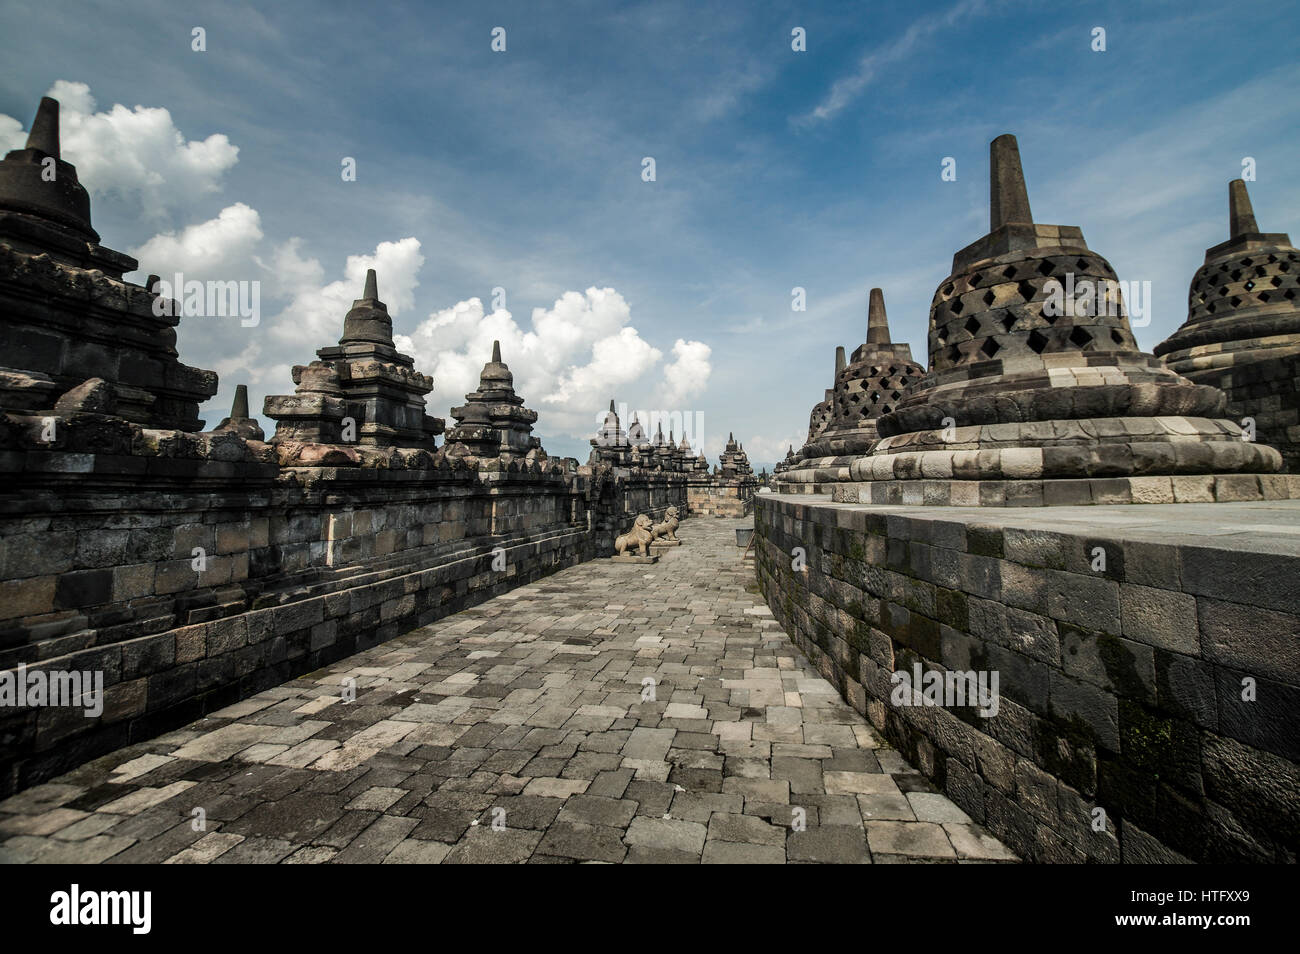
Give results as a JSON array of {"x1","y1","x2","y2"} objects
[
  {"x1": 757, "y1": 492, "x2": 1300, "y2": 863},
  {"x1": 0, "y1": 519, "x2": 1009, "y2": 864}
]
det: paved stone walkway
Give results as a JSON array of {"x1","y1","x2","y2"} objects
[{"x1": 0, "y1": 517, "x2": 1015, "y2": 864}]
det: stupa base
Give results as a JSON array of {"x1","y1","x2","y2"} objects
[{"x1": 828, "y1": 473, "x2": 1300, "y2": 507}]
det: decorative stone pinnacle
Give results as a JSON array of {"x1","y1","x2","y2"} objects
[
  {"x1": 26, "y1": 97, "x2": 60, "y2": 157},
  {"x1": 990, "y1": 133, "x2": 1033, "y2": 230},
  {"x1": 0, "y1": 95, "x2": 98, "y2": 241},
  {"x1": 339, "y1": 269, "x2": 393, "y2": 346},
  {"x1": 835, "y1": 346, "x2": 846, "y2": 374},
  {"x1": 492, "y1": 339, "x2": 502, "y2": 363},
  {"x1": 231, "y1": 384, "x2": 250, "y2": 419},
  {"x1": 213, "y1": 382, "x2": 265, "y2": 440},
  {"x1": 1229, "y1": 179, "x2": 1259, "y2": 238},
  {"x1": 867, "y1": 288, "x2": 891, "y2": 345}
]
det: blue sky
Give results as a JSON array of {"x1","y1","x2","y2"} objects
[{"x1": 2, "y1": 0, "x2": 1298, "y2": 467}]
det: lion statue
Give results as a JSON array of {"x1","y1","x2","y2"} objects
[
  {"x1": 614, "y1": 514, "x2": 655, "y2": 557},
  {"x1": 651, "y1": 505, "x2": 680, "y2": 542}
]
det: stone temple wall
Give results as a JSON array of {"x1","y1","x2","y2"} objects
[
  {"x1": 756, "y1": 494, "x2": 1299, "y2": 863},
  {"x1": 686, "y1": 477, "x2": 758, "y2": 517},
  {"x1": 0, "y1": 422, "x2": 686, "y2": 793}
]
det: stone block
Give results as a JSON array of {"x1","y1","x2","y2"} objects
[
  {"x1": 215, "y1": 522, "x2": 250, "y2": 555},
  {"x1": 1048, "y1": 671, "x2": 1119, "y2": 752},
  {"x1": 0, "y1": 575, "x2": 57, "y2": 620},
  {"x1": 1197, "y1": 598, "x2": 1299, "y2": 685},
  {"x1": 1119, "y1": 583, "x2": 1199, "y2": 654},
  {"x1": 1183, "y1": 546, "x2": 1300, "y2": 617},
  {"x1": 54, "y1": 569, "x2": 112, "y2": 609},
  {"x1": 1045, "y1": 570, "x2": 1120, "y2": 636},
  {"x1": 111, "y1": 563, "x2": 155, "y2": 601},
  {"x1": 173, "y1": 624, "x2": 207, "y2": 664}
]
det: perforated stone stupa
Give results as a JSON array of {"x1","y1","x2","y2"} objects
[
  {"x1": 781, "y1": 289, "x2": 924, "y2": 489},
  {"x1": 445, "y1": 340, "x2": 545, "y2": 460},
  {"x1": 1155, "y1": 179, "x2": 1300, "y2": 471},
  {"x1": 802, "y1": 351, "x2": 838, "y2": 449},
  {"x1": 263, "y1": 269, "x2": 443, "y2": 448},
  {"x1": 838, "y1": 134, "x2": 1291, "y2": 506}
]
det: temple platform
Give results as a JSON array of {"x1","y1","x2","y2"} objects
[{"x1": 756, "y1": 492, "x2": 1300, "y2": 863}]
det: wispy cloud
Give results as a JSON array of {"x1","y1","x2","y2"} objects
[{"x1": 795, "y1": 0, "x2": 992, "y2": 126}]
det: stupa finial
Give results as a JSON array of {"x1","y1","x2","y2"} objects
[
  {"x1": 26, "y1": 97, "x2": 60, "y2": 157},
  {"x1": 492, "y1": 339, "x2": 502, "y2": 363},
  {"x1": 1229, "y1": 179, "x2": 1259, "y2": 238},
  {"x1": 362, "y1": 268, "x2": 378, "y2": 300},
  {"x1": 990, "y1": 133, "x2": 1033, "y2": 230},
  {"x1": 867, "y1": 288, "x2": 891, "y2": 345},
  {"x1": 231, "y1": 384, "x2": 250, "y2": 419},
  {"x1": 835, "y1": 347, "x2": 846, "y2": 374}
]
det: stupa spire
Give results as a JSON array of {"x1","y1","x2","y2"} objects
[
  {"x1": 989, "y1": 133, "x2": 1033, "y2": 230},
  {"x1": 230, "y1": 383, "x2": 250, "y2": 419},
  {"x1": 492, "y1": 339, "x2": 502, "y2": 363},
  {"x1": 1229, "y1": 179, "x2": 1259, "y2": 238},
  {"x1": 26, "y1": 97, "x2": 60, "y2": 156},
  {"x1": 212, "y1": 382, "x2": 265, "y2": 441},
  {"x1": 339, "y1": 268, "x2": 393, "y2": 346},
  {"x1": 867, "y1": 288, "x2": 891, "y2": 345}
]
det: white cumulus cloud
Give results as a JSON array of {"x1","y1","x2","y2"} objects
[
  {"x1": 0, "y1": 80, "x2": 240, "y2": 219},
  {"x1": 396, "y1": 287, "x2": 707, "y2": 440},
  {"x1": 658, "y1": 338, "x2": 712, "y2": 407},
  {"x1": 267, "y1": 236, "x2": 425, "y2": 345},
  {"x1": 130, "y1": 203, "x2": 263, "y2": 279}
]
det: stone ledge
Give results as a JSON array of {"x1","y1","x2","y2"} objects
[{"x1": 823, "y1": 473, "x2": 1300, "y2": 507}]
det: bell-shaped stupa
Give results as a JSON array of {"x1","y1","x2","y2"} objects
[
  {"x1": 781, "y1": 289, "x2": 925, "y2": 490},
  {"x1": 1155, "y1": 179, "x2": 1300, "y2": 471},
  {"x1": 264, "y1": 269, "x2": 443, "y2": 447},
  {"x1": 445, "y1": 340, "x2": 543, "y2": 458},
  {"x1": 843, "y1": 134, "x2": 1286, "y2": 506}
]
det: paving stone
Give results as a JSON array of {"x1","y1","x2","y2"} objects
[
  {"x1": 866, "y1": 820, "x2": 957, "y2": 859},
  {"x1": 535, "y1": 821, "x2": 627, "y2": 863},
  {"x1": 707, "y1": 812, "x2": 786, "y2": 847},
  {"x1": 443, "y1": 825, "x2": 542, "y2": 864},
  {"x1": 824, "y1": 771, "x2": 897, "y2": 795},
  {"x1": 624, "y1": 816, "x2": 707, "y2": 854},
  {"x1": 557, "y1": 795, "x2": 637, "y2": 828},
  {"x1": 383, "y1": 838, "x2": 452, "y2": 864},
  {"x1": 331, "y1": 815, "x2": 419, "y2": 863},
  {"x1": 668, "y1": 791, "x2": 743, "y2": 822},
  {"x1": 857, "y1": 793, "x2": 917, "y2": 821},
  {"x1": 943, "y1": 823, "x2": 1018, "y2": 861},
  {"x1": 787, "y1": 825, "x2": 871, "y2": 863},
  {"x1": 907, "y1": 792, "x2": 973, "y2": 824},
  {"x1": 702, "y1": 841, "x2": 786, "y2": 864}
]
